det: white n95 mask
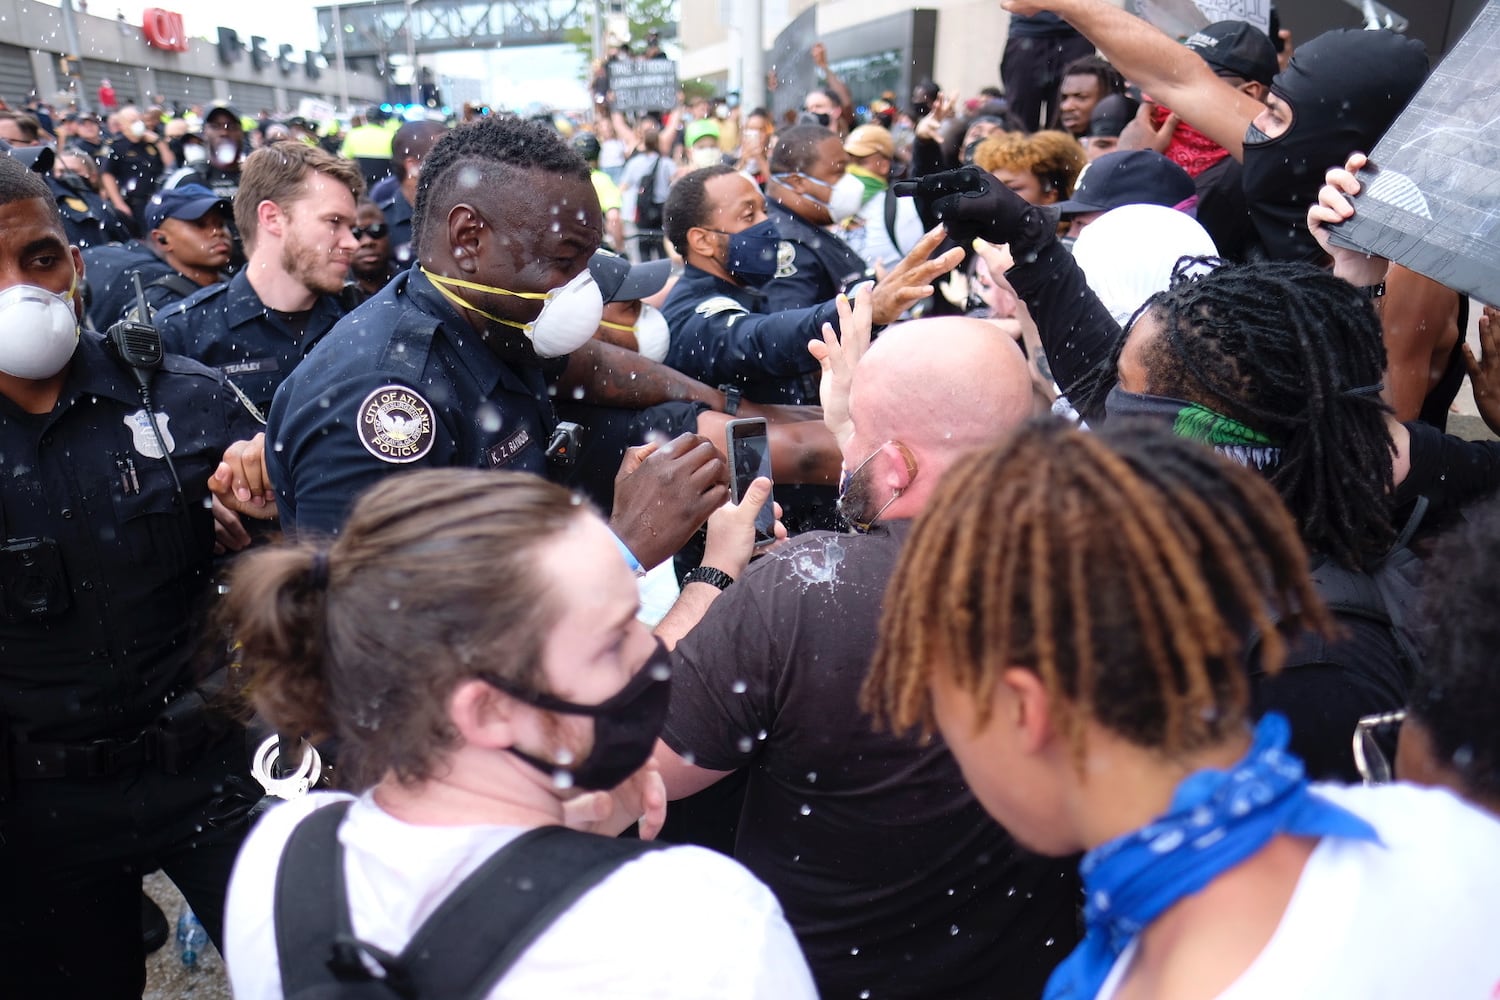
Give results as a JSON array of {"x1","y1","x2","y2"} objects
[
  {"x1": 0, "y1": 284, "x2": 81, "y2": 379},
  {"x1": 422, "y1": 267, "x2": 606, "y2": 358}
]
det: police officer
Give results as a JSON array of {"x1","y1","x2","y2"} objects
[
  {"x1": 660, "y1": 164, "x2": 959, "y2": 405},
  {"x1": 160, "y1": 104, "x2": 246, "y2": 202},
  {"x1": 0, "y1": 154, "x2": 264, "y2": 997},
  {"x1": 762, "y1": 124, "x2": 872, "y2": 313},
  {"x1": 264, "y1": 114, "x2": 727, "y2": 569},
  {"x1": 156, "y1": 142, "x2": 361, "y2": 416},
  {"x1": 101, "y1": 106, "x2": 173, "y2": 238},
  {"x1": 82, "y1": 183, "x2": 233, "y2": 330},
  {"x1": 46, "y1": 145, "x2": 133, "y2": 249}
]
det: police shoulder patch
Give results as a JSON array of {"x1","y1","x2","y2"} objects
[
  {"x1": 357, "y1": 384, "x2": 435, "y2": 464},
  {"x1": 775, "y1": 240, "x2": 798, "y2": 279},
  {"x1": 694, "y1": 295, "x2": 748, "y2": 319}
]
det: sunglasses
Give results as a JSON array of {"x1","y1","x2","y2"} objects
[
  {"x1": 1352, "y1": 709, "x2": 1407, "y2": 785},
  {"x1": 351, "y1": 223, "x2": 389, "y2": 240}
]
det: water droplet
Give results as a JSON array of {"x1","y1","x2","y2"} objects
[
  {"x1": 731, "y1": 679, "x2": 748, "y2": 694},
  {"x1": 805, "y1": 771, "x2": 818, "y2": 783},
  {"x1": 949, "y1": 924, "x2": 959, "y2": 936},
  {"x1": 799, "y1": 803, "x2": 811, "y2": 816},
  {"x1": 737, "y1": 736, "x2": 753, "y2": 753},
  {"x1": 552, "y1": 769, "x2": 574, "y2": 789}
]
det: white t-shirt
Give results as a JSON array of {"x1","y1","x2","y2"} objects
[
  {"x1": 225, "y1": 791, "x2": 817, "y2": 1000},
  {"x1": 1095, "y1": 783, "x2": 1500, "y2": 1000}
]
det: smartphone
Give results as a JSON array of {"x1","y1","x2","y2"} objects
[{"x1": 725, "y1": 417, "x2": 775, "y2": 543}]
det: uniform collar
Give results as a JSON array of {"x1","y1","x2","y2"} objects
[
  {"x1": 224, "y1": 269, "x2": 344, "y2": 339},
  {"x1": 403, "y1": 267, "x2": 530, "y2": 397},
  {"x1": 0, "y1": 332, "x2": 150, "y2": 429},
  {"x1": 678, "y1": 263, "x2": 766, "y2": 309}
]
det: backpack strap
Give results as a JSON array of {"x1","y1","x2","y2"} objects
[
  {"x1": 882, "y1": 187, "x2": 901, "y2": 252},
  {"x1": 275, "y1": 800, "x2": 386, "y2": 995},
  {"x1": 398, "y1": 826, "x2": 664, "y2": 999},
  {"x1": 275, "y1": 801, "x2": 665, "y2": 1000}
]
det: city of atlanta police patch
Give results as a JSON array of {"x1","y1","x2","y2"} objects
[{"x1": 358, "y1": 385, "x2": 435, "y2": 464}]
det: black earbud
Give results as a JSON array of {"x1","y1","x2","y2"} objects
[{"x1": 155, "y1": 235, "x2": 168, "y2": 246}]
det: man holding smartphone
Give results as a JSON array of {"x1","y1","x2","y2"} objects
[{"x1": 648, "y1": 304, "x2": 1082, "y2": 999}]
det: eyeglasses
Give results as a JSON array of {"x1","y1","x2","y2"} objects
[
  {"x1": 351, "y1": 223, "x2": 389, "y2": 241},
  {"x1": 1352, "y1": 709, "x2": 1407, "y2": 785}
]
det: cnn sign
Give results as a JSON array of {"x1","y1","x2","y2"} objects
[{"x1": 143, "y1": 8, "x2": 188, "y2": 52}]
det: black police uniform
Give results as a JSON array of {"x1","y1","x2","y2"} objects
[
  {"x1": 377, "y1": 188, "x2": 415, "y2": 266},
  {"x1": 80, "y1": 241, "x2": 197, "y2": 330},
  {"x1": 762, "y1": 199, "x2": 870, "y2": 314},
  {"x1": 0, "y1": 332, "x2": 263, "y2": 995},
  {"x1": 105, "y1": 137, "x2": 168, "y2": 236},
  {"x1": 266, "y1": 267, "x2": 559, "y2": 535},
  {"x1": 155, "y1": 269, "x2": 346, "y2": 416},
  {"x1": 47, "y1": 173, "x2": 133, "y2": 249},
  {"x1": 660, "y1": 262, "x2": 836, "y2": 405}
]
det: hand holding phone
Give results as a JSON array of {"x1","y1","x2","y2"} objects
[{"x1": 726, "y1": 417, "x2": 775, "y2": 544}]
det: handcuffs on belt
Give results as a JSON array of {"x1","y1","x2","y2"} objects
[{"x1": 249, "y1": 734, "x2": 324, "y2": 800}]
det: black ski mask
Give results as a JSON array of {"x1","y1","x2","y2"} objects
[{"x1": 1240, "y1": 29, "x2": 1428, "y2": 263}]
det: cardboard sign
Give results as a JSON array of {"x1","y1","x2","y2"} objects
[
  {"x1": 769, "y1": 8, "x2": 818, "y2": 124},
  {"x1": 1327, "y1": 0, "x2": 1500, "y2": 306},
  {"x1": 609, "y1": 60, "x2": 679, "y2": 114}
]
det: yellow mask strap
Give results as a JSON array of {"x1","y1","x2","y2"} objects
[
  {"x1": 597, "y1": 318, "x2": 636, "y2": 333},
  {"x1": 420, "y1": 266, "x2": 540, "y2": 334}
]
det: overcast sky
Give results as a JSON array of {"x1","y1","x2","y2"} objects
[{"x1": 56, "y1": 0, "x2": 592, "y2": 109}]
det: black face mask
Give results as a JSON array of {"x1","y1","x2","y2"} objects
[
  {"x1": 1239, "y1": 29, "x2": 1428, "y2": 263},
  {"x1": 482, "y1": 639, "x2": 671, "y2": 792}
]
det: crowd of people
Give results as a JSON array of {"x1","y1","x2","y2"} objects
[{"x1": 3, "y1": 0, "x2": 1500, "y2": 997}]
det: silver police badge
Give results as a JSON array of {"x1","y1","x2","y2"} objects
[
  {"x1": 123, "y1": 409, "x2": 175, "y2": 458},
  {"x1": 358, "y1": 385, "x2": 435, "y2": 464},
  {"x1": 775, "y1": 240, "x2": 798, "y2": 279}
]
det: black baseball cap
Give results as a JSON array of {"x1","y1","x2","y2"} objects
[
  {"x1": 1087, "y1": 94, "x2": 1140, "y2": 139},
  {"x1": 589, "y1": 250, "x2": 673, "y2": 303},
  {"x1": 1053, "y1": 150, "x2": 1196, "y2": 216},
  {"x1": 1184, "y1": 20, "x2": 1279, "y2": 88}
]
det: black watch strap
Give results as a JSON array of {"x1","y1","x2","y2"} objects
[
  {"x1": 681, "y1": 566, "x2": 734, "y2": 591},
  {"x1": 719, "y1": 384, "x2": 742, "y2": 416},
  {"x1": 1359, "y1": 281, "x2": 1386, "y2": 300}
]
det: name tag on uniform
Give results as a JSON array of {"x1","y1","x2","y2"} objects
[
  {"x1": 487, "y1": 428, "x2": 531, "y2": 468},
  {"x1": 222, "y1": 358, "x2": 280, "y2": 376}
]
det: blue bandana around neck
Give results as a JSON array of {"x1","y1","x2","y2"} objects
[{"x1": 1043, "y1": 714, "x2": 1381, "y2": 1000}]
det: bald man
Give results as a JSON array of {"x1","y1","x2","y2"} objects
[{"x1": 649, "y1": 317, "x2": 1081, "y2": 1000}]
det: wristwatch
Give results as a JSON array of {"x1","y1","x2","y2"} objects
[
  {"x1": 1358, "y1": 281, "x2": 1386, "y2": 300},
  {"x1": 719, "y1": 384, "x2": 742, "y2": 416},
  {"x1": 682, "y1": 566, "x2": 735, "y2": 591}
]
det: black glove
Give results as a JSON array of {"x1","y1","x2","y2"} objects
[{"x1": 892, "y1": 166, "x2": 1060, "y2": 259}]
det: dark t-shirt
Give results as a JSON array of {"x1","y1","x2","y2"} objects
[{"x1": 663, "y1": 524, "x2": 1080, "y2": 1000}]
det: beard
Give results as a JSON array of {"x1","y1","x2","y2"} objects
[
  {"x1": 836, "y1": 464, "x2": 882, "y2": 531},
  {"x1": 280, "y1": 227, "x2": 346, "y2": 296}
]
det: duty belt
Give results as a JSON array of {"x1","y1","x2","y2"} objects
[{"x1": 9, "y1": 691, "x2": 221, "y2": 781}]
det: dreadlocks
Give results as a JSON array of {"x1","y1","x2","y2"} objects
[
  {"x1": 865, "y1": 418, "x2": 1331, "y2": 763},
  {"x1": 1111, "y1": 260, "x2": 1395, "y2": 571}
]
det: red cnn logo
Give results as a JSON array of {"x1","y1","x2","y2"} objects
[{"x1": 143, "y1": 8, "x2": 188, "y2": 52}]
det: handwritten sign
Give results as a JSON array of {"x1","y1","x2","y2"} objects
[{"x1": 609, "y1": 60, "x2": 679, "y2": 114}]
